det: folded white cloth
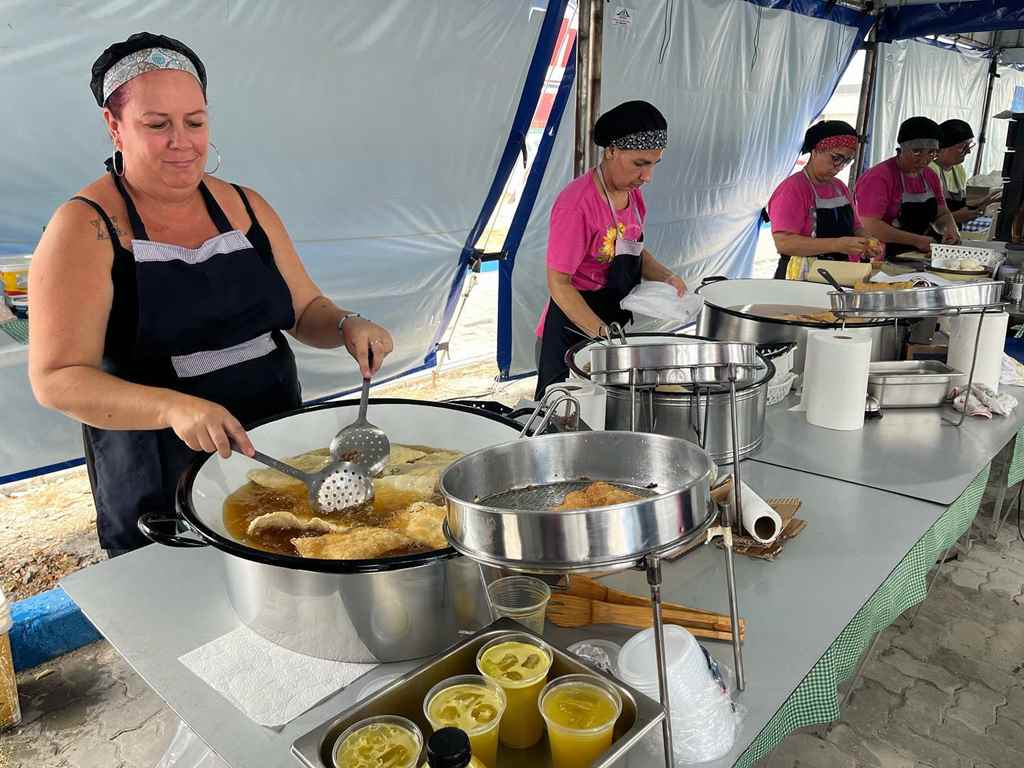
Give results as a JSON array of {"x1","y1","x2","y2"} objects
[
  {"x1": 951, "y1": 383, "x2": 1018, "y2": 419},
  {"x1": 1001, "y1": 355, "x2": 1024, "y2": 387},
  {"x1": 179, "y1": 626, "x2": 376, "y2": 727}
]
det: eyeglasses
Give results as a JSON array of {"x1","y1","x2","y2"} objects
[
  {"x1": 828, "y1": 152, "x2": 855, "y2": 168},
  {"x1": 958, "y1": 141, "x2": 975, "y2": 155},
  {"x1": 909, "y1": 149, "x2": 940, "y2": 159}
]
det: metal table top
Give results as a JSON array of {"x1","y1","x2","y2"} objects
[
  {"x1": 61, "y1": 463, "x2": 944, "y2": 768},
  {"x1": 751, "y1": 385, "x2": 1024, "y2": 506}
]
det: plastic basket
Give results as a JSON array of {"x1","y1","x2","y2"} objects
[{"x1": 766, "y1": 371, "x2": 797, "y2": 406}]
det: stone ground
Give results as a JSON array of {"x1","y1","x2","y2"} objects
[{"x1": 3, "y1": 504, "x2": 1023, "y2": 767}]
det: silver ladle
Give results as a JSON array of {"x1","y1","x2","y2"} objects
[
  {"x1": 247, "y1": 449, "x2": 374, "y2": 514},
  {"x1": 330, "y1": 350, "x2": 391, "y2": 476}
]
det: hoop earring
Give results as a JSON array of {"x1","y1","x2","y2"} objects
[
  {"x1": 205, "y1": 142, "x2": 221, "y2": 175},
  {"x1": 112, "y1": 147, "x2": 125, "y2": 177}
]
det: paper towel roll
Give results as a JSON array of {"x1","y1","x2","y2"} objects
[
  {"x1": 737, "y1": 482, "x2": 783, "y2": 545},
  {"x1": 947, "y1": 312, "x2": 1009, "y2": 393},
  {"x1": 804, "y1": 330, "x2": 872, "y2": 431},
  {"x1": 547, "y1": 381, "x2": 606, "y2": 430}
]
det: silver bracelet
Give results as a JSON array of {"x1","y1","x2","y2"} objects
[{"x1": 337, "y1": 312, "x2": 362, "y2": 337}]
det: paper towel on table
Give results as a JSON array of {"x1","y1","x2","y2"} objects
[
  {"x1": 179, "y1": 626, "x2": 376, "y2": 727},
  {"x1": 736, "y1": 482, "x2": 782, "y2": 545},
  {"x1": 804, "y1": 330, "x2": 872, "y2": 431},
  {"x1": 947, "y1": 312, "x2": 1009, "y2": 393}
]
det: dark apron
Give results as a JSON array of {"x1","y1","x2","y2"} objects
[
  {"x1": 885, "y1": 171, "x2": 939, "y2": 260},
  {"x1": 535, "y1": 171, "x2": 644, "y2": 399},
  {"x1": 773, "y1": 172, "x2": 857, "y2": 280},
  {"x1": 77, "y1": 171, "x2": 301, "y2": 552}
]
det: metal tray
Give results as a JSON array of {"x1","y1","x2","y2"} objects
[
  {"x1": 828, "y1": 281, "x2": 1005, "y2": 318},
  {"x1": 587, "y1": 339, "x2": 758, "y2": 388},
  {"x1": 867, "y1": 361, "x2": 965, "y2": 408},
  {"x1": 290, "y1": 619, "x2": 665, "y2": 768}
]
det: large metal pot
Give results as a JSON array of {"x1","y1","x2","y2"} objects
[
  {"x1": 603, "y1": 359, "x2": 772, "y2": 463},
  {"x1": 696, "y1": 277, "x2": 901, "y2": 372},
  {"x1": 142, "y1": 399, "x2": 523, "y2": 663}
]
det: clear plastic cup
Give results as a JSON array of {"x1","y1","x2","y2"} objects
[
  {"x1": 486, "y1": 576, "x2": 551, "y2": 634},
  {"x1": 332, "y1": 714, "x2": 423, "y2": 768},
  {"x1": 539, "y1": 674, "x2": 623, "y2": 768},
  {"x1": 423, "y1": 674, "x2": 507, "y2": 768},
  {"x1": 476, "y1": 633, "x2": 553, "y2": 749},
  {"x1": 0, "y1": 587, "x2": 20, "y2": 731}
]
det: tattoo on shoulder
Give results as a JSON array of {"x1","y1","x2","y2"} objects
[{"x1": 89, "y1": 216, "x2": 127, "y2": 241}]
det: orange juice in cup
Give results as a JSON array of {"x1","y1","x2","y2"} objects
[
  {"x1": 424, "y1": 675, "x2": 506, "y2": 768},
  {"x1": 540, "y1": 674, "x2": 622, "y2": 768},
  {"x1": 476, "y1": 634, "x2": 552, "y2": 749}
]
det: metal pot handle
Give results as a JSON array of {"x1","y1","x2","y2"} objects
[
  {"x1": 700, "y1": 275, "x2": 729, "y2": 286},
  {"x1": 518, "y1": 391, "x2": 582, "y2": 437},
  {"x1": 137, "y1": 512, "x2": 208, "y2": 548}
]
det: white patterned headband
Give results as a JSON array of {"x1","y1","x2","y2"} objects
[
  {"x1": 611, "y1": 130, "x2": 668, "y2": 151},
  {"x1": 102, "y1": 47, "x2": 202, "y2": 104}
]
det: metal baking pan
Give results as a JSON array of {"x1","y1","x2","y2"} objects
[
  {"x1": 587, "y1": 338, "x2": 758, "y2": 388},
  {"x1": 828, "y1": 281, "x2": 1005, "y2": 318},
  {"x1": 290, "y1": 618, "x2": 665, "y2": 768},
  {"x1": 867, "y1": 361, "x2": 966, "y2": 408}
]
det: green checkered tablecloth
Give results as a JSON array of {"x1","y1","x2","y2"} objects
[
  {"x1": 1005, "y1": 429, "x2": 1024, "y2": 490},
  {"x1": 734, "y1": 465, "x2": 990, "y2": 768},
  {"x1": 0, "y1": 318, "x2": 28, "y2": 344}
]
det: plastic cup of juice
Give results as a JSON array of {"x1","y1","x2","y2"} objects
[
  {"x1": 424, "y1": 674, "x2": 507, "y2": 768},
  {"x1": 476, "y1": 633, "x2": 553, "y2": 749},
  {"x1": 539, "y1": 674, "x2": 623, "y2": 768},
  {"x1": 332, "y1": 714, "x2": 423, "y2": 768}
]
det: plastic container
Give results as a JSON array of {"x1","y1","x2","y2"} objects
[
  {"x1": 424, "y1": 675, "x2": 506, "y2": 768},
  {"x1": 485, "y1": 576, "x2": 551, "y2": 634},
  {"x1": 476, "y1": 633, "x2": 552, "y2": 749},
  {"x1": 766, "y1": 371, "x2": 797, "y2": 406},
  {"x1": 0, "y1": 587, "x2": 21, "y2": 730},
  {"x1": 332, "y1": 714, "x2": 423, "y2": 768},
  {"x1": 539, "y1": 674, "x2": 623, "y2": 768}
]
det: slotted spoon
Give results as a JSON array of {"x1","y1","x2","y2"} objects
[
  {"x1": 247, "y1": 449, "x2": 374, "y2": 514},
  {"x1": 330, "y1": 352, "x2": 390, "y2": 475}
]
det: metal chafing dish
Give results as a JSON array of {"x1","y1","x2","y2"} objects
[
  {"x1": 828, "y1": 280, "x2": 1005, "y2": 318},
  {"x1": 696, "y1": 277, "x2": 901, "y2": 372},
  {"x1": 139, "y1": 399, "x2": 524, "y2": 663}
]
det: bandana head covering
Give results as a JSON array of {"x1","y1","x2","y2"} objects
[
  {"x1": 897, "y1": 116, "x2": 940, "y2": 150},
  {"x1": 91, "y1": 32, "x2": 207, "y2": 107},
  {"x1": 593, "y1": 101, "x2": 668, "y2": 151},
  {"x1": 939, "y1": 119, "x2": 974, "y2": 149},
  {"x1": 801, "y1": 120, "x2": 858, "y2": 154}
]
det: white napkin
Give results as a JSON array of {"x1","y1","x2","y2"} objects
[{"x1": 179, "y1": 626, "x2": 376, "y2": 727}]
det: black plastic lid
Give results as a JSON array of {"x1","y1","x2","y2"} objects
[{"x1": 426, "y1": 727, "x2": 472, "y2": 767}]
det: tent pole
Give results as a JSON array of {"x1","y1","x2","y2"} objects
[
  {"x1": 574, "y1": 0, "x2": 603, "y2": 176},
  {"x1": 974, "y1": 54, "x2": 1000, "y2": 177},
  {"x1": 850, "y1": 25, "x2": 879, "y2": 188}
]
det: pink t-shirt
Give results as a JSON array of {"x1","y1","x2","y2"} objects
[
  {"x1": 854, "y1": 156, "x2": 946, "y2": 225},
  {"x1": 536, "y1": 171, "x2": 646, "y2": 336},
  {"x1": 767, "y1": 172, "x2": 861, "y2": 260}
]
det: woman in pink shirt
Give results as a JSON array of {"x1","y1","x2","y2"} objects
[
  {"x1": 855, "y1": 116, "x2": 959, "y2": 259},
  {"x1": 534, "y1": 101, "x2": 685, "y2": 399},
  {"x1": 767, "y1": 121, "x2": 881, "y2": 280}
]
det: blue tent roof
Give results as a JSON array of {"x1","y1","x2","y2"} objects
[{"x1": 877, "y1": 1, "x2": 1024, "y2": 43}]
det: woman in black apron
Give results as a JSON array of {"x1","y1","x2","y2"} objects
[
  {"x1": 535, "y1": 101, "x2": 685, "y2": 399},
  {"x1": 932, "y1": 120, "x2": 998, "y2": 227},
  {"x1": 767, "y1": 121, "x2": 881, "y2": 280},
  {"x1": 855, "y1": 116, "x2": 960, "y2": 259},
  {"x1": 28, "y1": 33, "x2": 393, "y2": 556}
]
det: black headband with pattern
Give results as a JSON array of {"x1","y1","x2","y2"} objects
[{"x1": 611, "y1": 129, "x2": 668, "y2": 151}]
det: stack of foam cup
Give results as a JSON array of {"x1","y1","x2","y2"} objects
[{"x1": 616, "y1": 625, "x2": 736, "y2": 763}]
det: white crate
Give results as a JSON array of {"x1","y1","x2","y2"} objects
[{"x1": 929, "y1": 243, "x2": 1002, "y2": 270}]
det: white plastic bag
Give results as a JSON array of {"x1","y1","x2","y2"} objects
[
  {"x1": 156, "y1": 720, "x2": 230, "y2": 768},
  {"x1": 620, "y1": 281, "x2": 704, "y2": 325}
]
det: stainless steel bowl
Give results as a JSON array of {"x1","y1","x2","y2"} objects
[
  {"x1": 829, "y1": 282, "x2": 1006, "y2": 317},
  {"x1": 587, "y1": 338, "x2": 758, "y2": 388},
  {"x1": 441, "y1": 431, "x2": 716, "y2": 574}
]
